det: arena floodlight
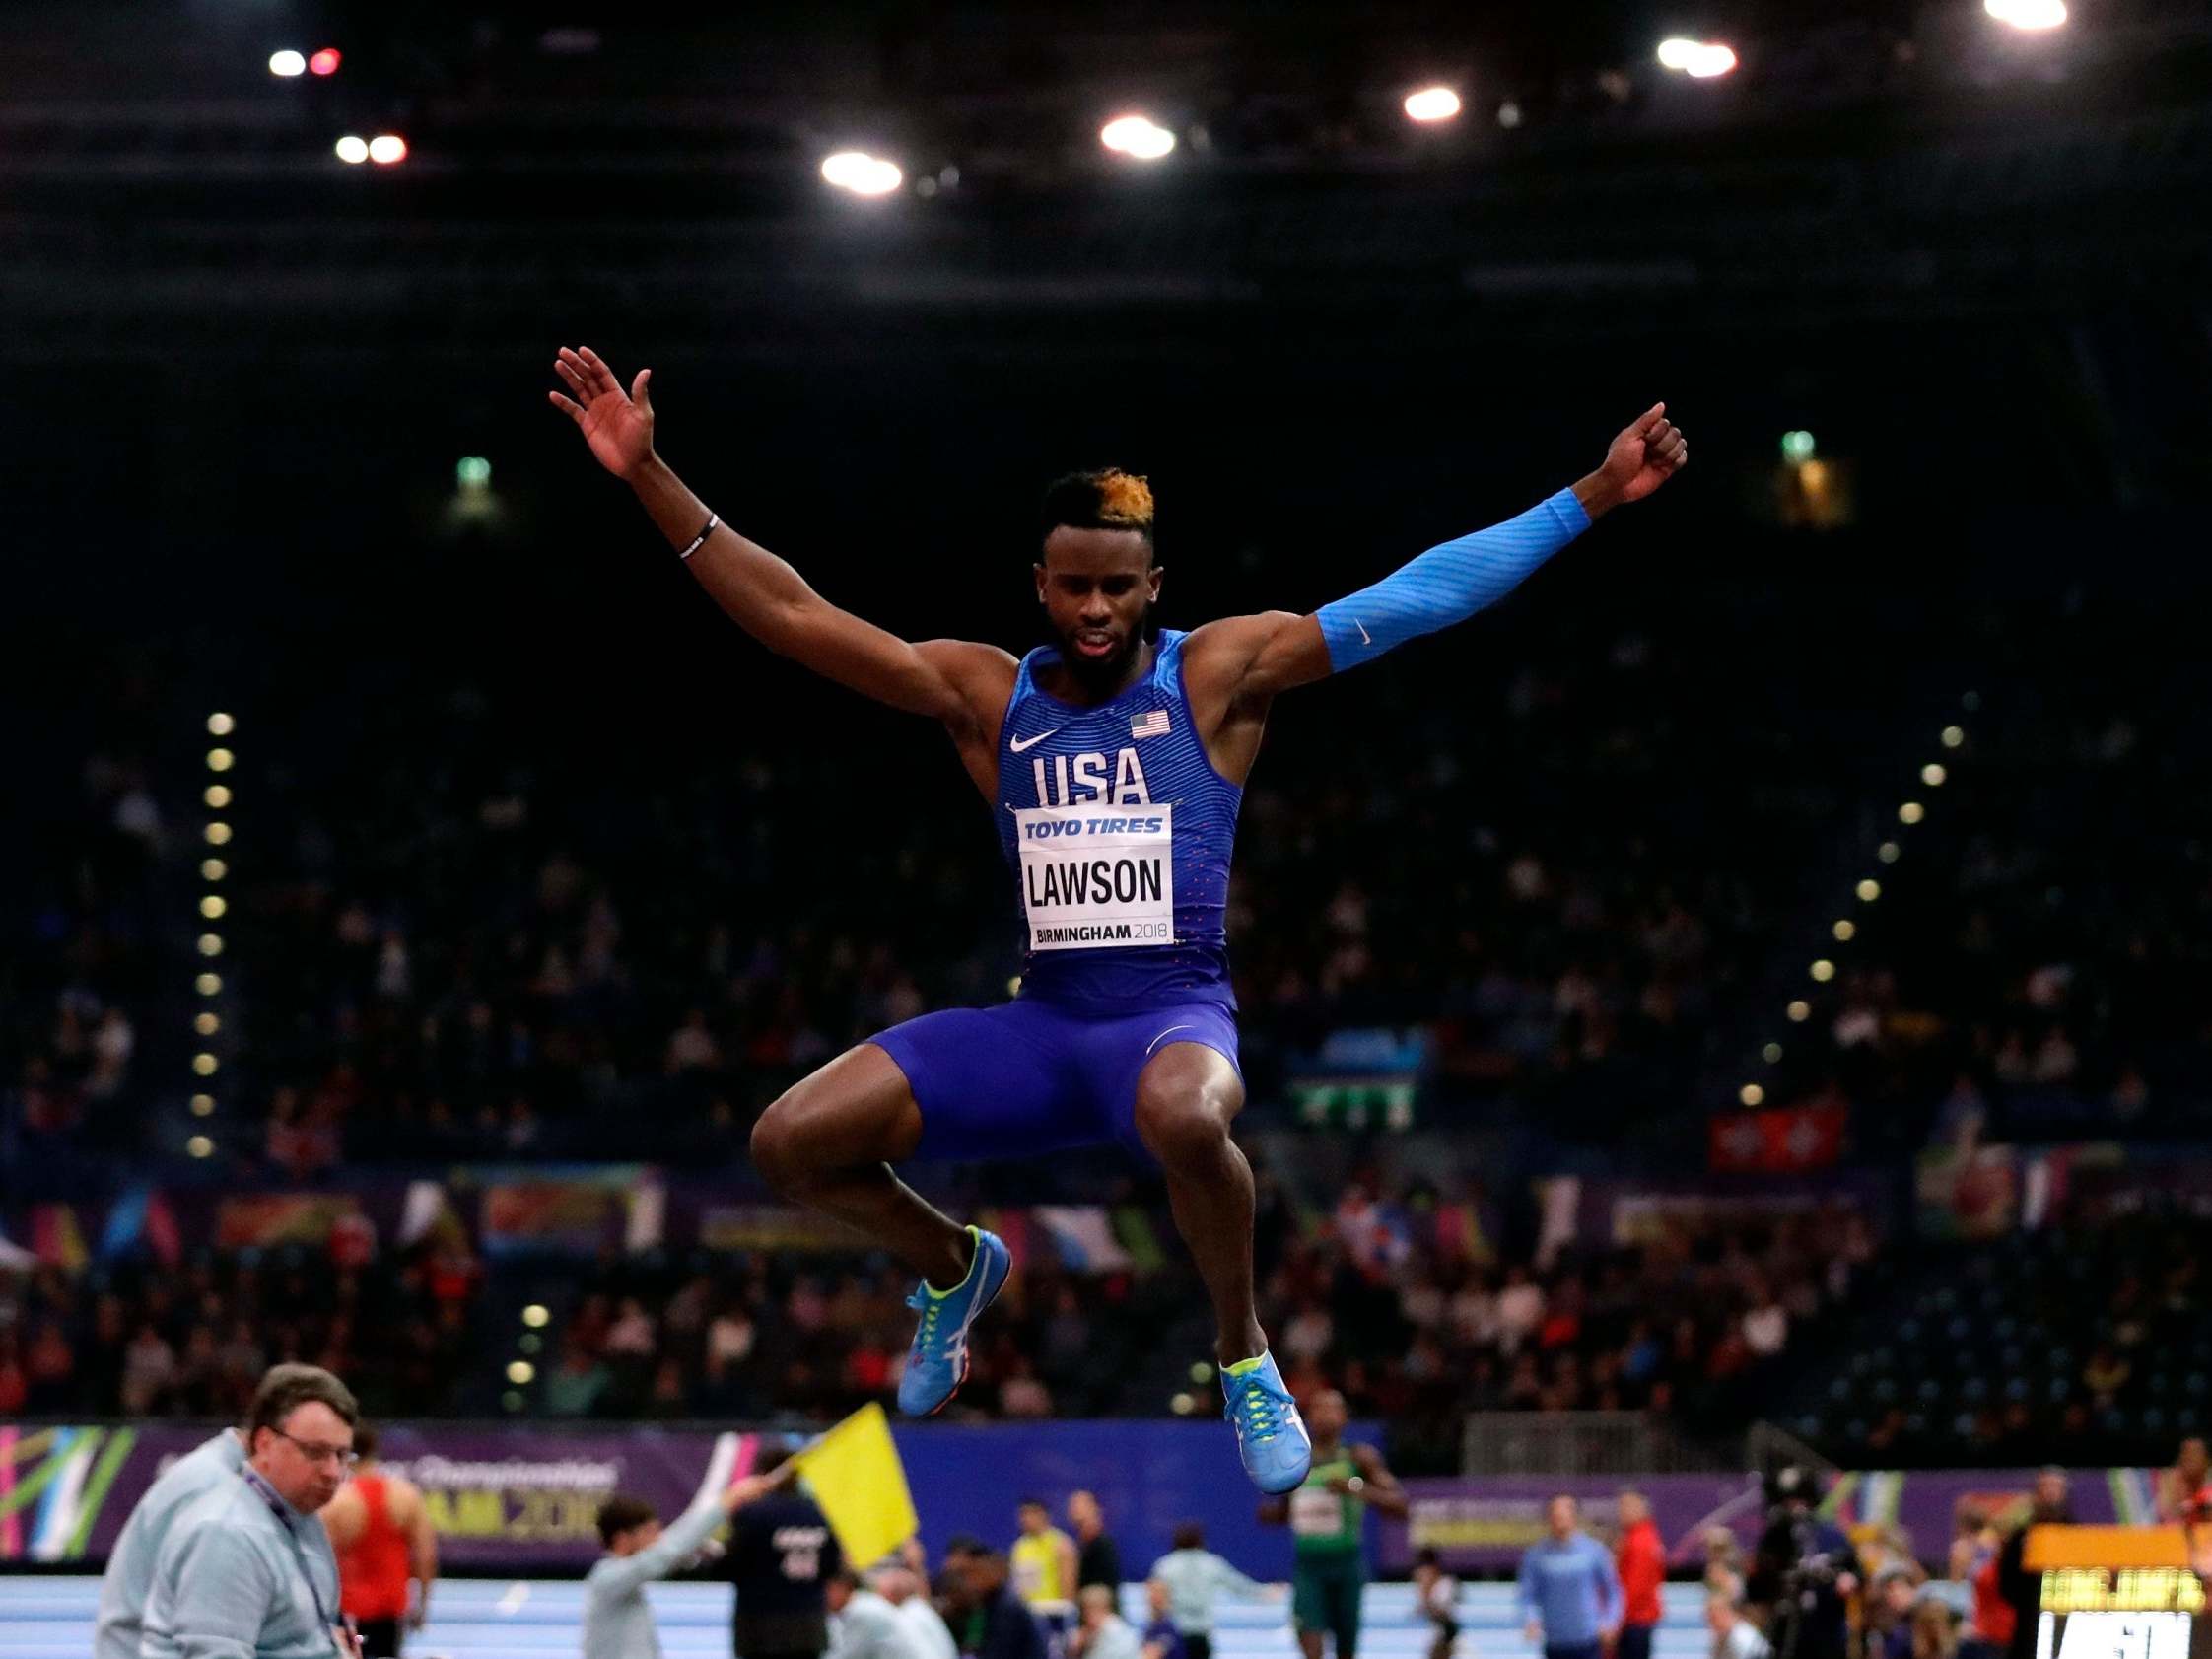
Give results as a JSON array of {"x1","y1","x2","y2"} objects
[
  {"x1": 1100, "y1": 115, "x2": 1176, "y2": 161},
  {"x1": 820, "y1": 151, "x2": 904, "y2": 196},
  {"x1": 1786, "y1": 1000, "x2": 1811, "y2": 1022},
  {"x1": 1921, "y1": 763, "x2": 1947, "y2": 787},
  {"x1": 335, "y1": 135, "x2": 369, "y2": 165},
  {"x1": 1403, "y1": 86, "x2": 1462, "y2": 123},
  {"x1": 187, "y1": 1136, "x2": 214, "y2": 1159},
  {"x1": 1856, "y1": 879, "x2": 1881, "y2": 902},
  {"x1": 269, "y1": 50, "x2": 307, "y2": 78},
  {"x1": 368, "y1": 134, "x2": 408, "y2": 166},
  {"x1": 1985, "y1": 0, "x2": 2067, "y2": 30},
  {"x1": 1657, "y1": 37, "x2": 1738, "y2": 78},
  {"x1": 1740, "y1": 1083, "x2": 1764, "y2": 1106}
]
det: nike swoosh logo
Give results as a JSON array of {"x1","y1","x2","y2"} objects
[
  {"x1": 1009, "y1": 727, "x2": 1062, "y2": 753},
  {"x1": 1353, "y1": 615, "x2": 1372, "y2": 645}
]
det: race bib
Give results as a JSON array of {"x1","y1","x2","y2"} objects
[
  {"x1": 1289, "y1": 1487, "x2": 1348, "y2": 1537},
  {"x1": 1014, "y1": 802, "x2": 1177, "y2": 952}
]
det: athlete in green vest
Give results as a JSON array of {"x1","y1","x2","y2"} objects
[{"x1": 1258, "y1": 1389, "x2": 1406, "y2": 1659}]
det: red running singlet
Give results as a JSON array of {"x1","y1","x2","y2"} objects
[{"x1": 338, "y1": 1474, "x2": 413, "y2": 1623}]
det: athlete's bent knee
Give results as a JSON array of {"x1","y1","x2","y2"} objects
[
  {"x1": 749, "y1": 1093, "x2": 819, "y2": 1197},
  {"x1": 1133, "y1": 1076, "x2": 1239, "y2": 1169}
]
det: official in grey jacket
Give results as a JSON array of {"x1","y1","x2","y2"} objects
[
  {"x1": 140, "y1": 1366, "x2": 363, "y2": 1659},
  {"x1": 97, "y1": 1365, "x2": 349, "y2": 1659}
]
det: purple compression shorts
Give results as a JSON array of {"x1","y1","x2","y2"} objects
[{"x1": 870, "y1": 998, "x2": 1241, "y2": 1161}]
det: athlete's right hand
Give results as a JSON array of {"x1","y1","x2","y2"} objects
[{"x1": 549, "y1": 345, "x2": 656, "y2": 480}]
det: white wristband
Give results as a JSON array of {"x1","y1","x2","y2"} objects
[{"x1": 679, "y1": 512, "x2": 720, "y2": 560}]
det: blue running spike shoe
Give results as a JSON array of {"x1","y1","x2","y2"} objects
[
  {"x1": 897, "y1": 1226, "x2": 1011, "y2": 1417},
  {"x1": 1221, "y1": 1350, "x2": 1312, "y2": 1493}
]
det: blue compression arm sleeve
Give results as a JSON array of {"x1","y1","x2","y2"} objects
[{"x1": 1315, "y1": 487, "x2": 1589, "y2": 672}]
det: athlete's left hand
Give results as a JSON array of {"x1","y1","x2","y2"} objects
[{"x1": 1596, "y1": 403, "x2": 1688, "y2": 506}]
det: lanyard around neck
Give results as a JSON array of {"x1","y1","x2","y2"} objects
[{"x1": 240, "y1": 1465, "x2": 339, "y2": 1646}]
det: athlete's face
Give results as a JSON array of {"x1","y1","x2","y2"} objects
[{"x1": 1036, "y1": 527, "x2": 1159, "y2": 687}]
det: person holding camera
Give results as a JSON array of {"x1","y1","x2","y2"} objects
[{"x1": 1747, "y1": 1470, "x2": 1860, "y2": 1659}]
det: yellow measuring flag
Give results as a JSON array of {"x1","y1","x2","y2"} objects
[{"x1": 789, "y1": 1403, "x2": 919, "y2": 1569}]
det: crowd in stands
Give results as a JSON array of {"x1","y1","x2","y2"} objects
[
  {"x1": 1784, "y1": 1209, "x2": 2212, "y2": 1467},
  {"x1": 0, "y1": 1242, "x2": 484, "y2": 1420}
]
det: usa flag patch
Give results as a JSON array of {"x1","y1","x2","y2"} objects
[{"x1": 1131, "y1": 709, "x2": 1170, "y2": 739}]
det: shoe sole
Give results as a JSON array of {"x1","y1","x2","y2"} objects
[{"x1": 902, "y1": 1241, "x2": 1011, "y2": 1417}]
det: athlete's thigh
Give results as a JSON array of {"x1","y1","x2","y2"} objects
[
  {"x1": 1096, "y1": 1002, "x2": 1245, "y2": 1155},
  {"x1": 873, "y1": 1002, "x2": 1101, "y2": 1162},
  {"x1": 755, "y1": 1039, "x2": 930, "y2": 1167}
]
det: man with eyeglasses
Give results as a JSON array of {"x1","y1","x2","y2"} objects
[
  {"x1": 141, "y1": 1365, "x2": 365, "y2": 1658},
  {"x1": 96, "y1": 1364, "x2": 350, "y2": 1659}
]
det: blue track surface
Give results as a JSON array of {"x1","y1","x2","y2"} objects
[{"x1": 0, "y1": 1579, "x2": 1719, "y2": 1659}]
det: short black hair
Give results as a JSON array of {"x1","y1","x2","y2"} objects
[
  {"x1": 598, "y1": 1493, "x2": 658, "y2": 1546},
  {"x1": 1017, "y1": 1496, "x2": 1048, "y2": 1513},
  {"x1": 1172, "y1": 1522, "x2": 1205, "y2": 1551},
  {"x1": 1416, "y1": 1548, "x2": 1441, "y2": 1569},
  {"x1": 1042, "y1": 470, "x2": 1156, "y2": 555},
  {"x1": 353, "y1": 1423, "x2": 380, "y2": 1461},
  {"x1": 247, "y1": 1364, "x2": 358, "y2": 1440},
  {"x1": 943, "y1": 1534, "x2": 990, "y2": 1559}
]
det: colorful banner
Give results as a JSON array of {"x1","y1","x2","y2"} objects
[
  {"x1": 1708, "y1": 1104, "x2": 1847, "y2": 1173},
  {"x1": 215, "y1": 1193, "x2": 365, "y2": 1250}
]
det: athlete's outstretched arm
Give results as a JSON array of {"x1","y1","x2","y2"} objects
[
  {"x1": 1195, "y1": 403, "x2": 1688, "y2": 703},
  {"x1": 549, "y1": 346, "x2": 1011, "y2": 726}
]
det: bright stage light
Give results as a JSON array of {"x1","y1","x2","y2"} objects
[
  {"x1": 309, "y1": 48, "x2": 342, "y2": 77},
  {"x1": 820, "y1": 151, "x2": 904, "y2": 195},
  {"x1": 1403, "y1": 86, "x2": 1462, "y2": 123},
  {"x1": 269, "y1": 51, "x2": 307, "y2": 79},
  {"x1": 1658, "y1": 37, "x2": 1738, "y2": 78},
  {"x1": 187, "y1": 1136, "x2": 214, "y2": 1159},
  {"x1": 335, "y1": 136, "x2": 369, "y2": 165},
  {"x1": 1985, "y1": 0, "x2": 2067, "y2": 30},
  {"x1": 1101, "y1": 115, "x2": 1176, "y2": 160},
  {"x1": 1740, "y1": 1083, "x2": 1764, "y2": 1107},
  {"x1": 368, "y1": 135, "x2": 408, "y2": 166}
]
